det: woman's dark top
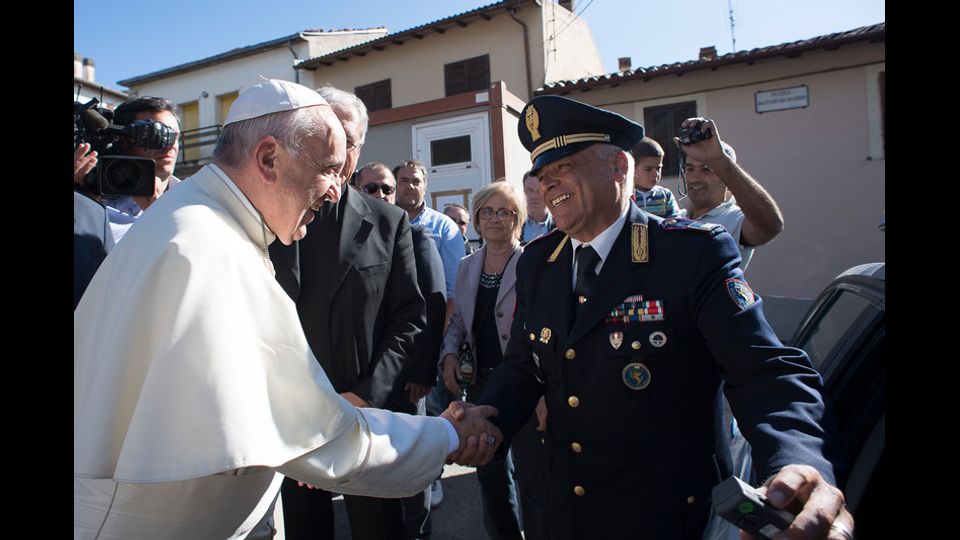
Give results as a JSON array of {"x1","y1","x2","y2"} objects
[{"x1": 473, "y1": 271, "x2": 504, "y2": 370}]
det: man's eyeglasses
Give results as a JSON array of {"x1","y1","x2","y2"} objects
[
  {"x1": 361, "y1": 183, "x2": 396, "y2": 195},
  {"x1": 478, "y1": 207, "x2": 518, "y2": 220}
]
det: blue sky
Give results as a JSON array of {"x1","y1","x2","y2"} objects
[{"x1": 74, "y1": 0, "x2": 885, "y2": 91}]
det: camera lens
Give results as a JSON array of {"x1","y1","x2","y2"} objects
[{"x1": 103, "y1": 159, "x2": 143, "y2": 191}]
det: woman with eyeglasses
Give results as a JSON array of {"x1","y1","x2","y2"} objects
[{"x1": 439, "y1": 180, "x2": 533, "y2": 540}]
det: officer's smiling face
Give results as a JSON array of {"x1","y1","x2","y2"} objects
[{"x1": 537, "y1": 145, "x2": 626, "y2": 242}]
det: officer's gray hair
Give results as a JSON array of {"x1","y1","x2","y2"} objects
[
  {"x1": 316, "y1": 86, "x2": 368, "y2": 146},
  {"x1": 594, "y1": 143, "x2": 635, "y2": 204},
  {"x1": 213, "y1": 107, "x2": 326, "y2": 169}
]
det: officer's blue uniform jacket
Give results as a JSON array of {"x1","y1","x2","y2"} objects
[{"x1": 478, "y1": 203, "x2": 837, "y2": 539}]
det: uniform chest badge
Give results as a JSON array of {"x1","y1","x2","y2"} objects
[
  {"x1": 609, "y1": 331, "x2": 623, "y2": 349},
  {"x1": 539, "y1": 327, "x2": 553, "y2": 344},
  {"x1": 725, "y1": 278, "x2": 756, "y2": 311},
  {"x1": 622, "y1": 362, "x2": 652, "y2": 390},
  {"x1": 649, "y1": 331, "x2": 667, "y2": 348}
]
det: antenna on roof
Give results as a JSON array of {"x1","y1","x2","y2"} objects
[{"x1": 728, "y1": 0, "x2": 737, "y2": 52}]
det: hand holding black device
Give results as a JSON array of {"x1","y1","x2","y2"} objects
[{"x1": 711, "y1": 476, "x2": 797, "y2": 540}]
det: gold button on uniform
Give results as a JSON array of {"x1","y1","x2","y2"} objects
[
  {"x1": 570, "y1": 442, "x2": 582, "y2": 453},
  {"x1": 631, "y1": 341, "x2": 641, "y2": 350},
  {"x1": 529, "y1": 333, "x2": 536, "y2": 341},
  {"x1": 574, "y1": 485, "x2": 585, "y2": 496},
  {"x1": 567, "y1": 396, "x2": 580, "y2": 408},
  {"x1": 564, "y1": 348, "x2": 576, "y2": 360},
  {"x1": 687, "y1": 496, "x2": 696, "y2": 504}
]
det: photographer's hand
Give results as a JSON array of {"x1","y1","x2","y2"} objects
[
  {"x1": 673, "y1": 117, "x2": 727, "y2": 168},
  {"x1": 74, "y1": 143, "x2": 98, "y2": 186}
]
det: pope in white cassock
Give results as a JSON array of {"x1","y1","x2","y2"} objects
[{"x1": 74, "y1": 79, "x2": 500, "y2": 539}]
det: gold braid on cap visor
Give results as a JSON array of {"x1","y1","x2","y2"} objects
[{"x1": 530, "y1": 133, "x2": 611, "y2": 162}]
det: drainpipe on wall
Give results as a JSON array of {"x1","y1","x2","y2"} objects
[
  {"x1": 508, "y1": 7, "x2": 533, "y2": 100},
  {"x1": 287, "y1": 38, "x2": 300, "y2": 84}
]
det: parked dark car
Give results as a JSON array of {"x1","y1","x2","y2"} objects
[
  {"x1": 788, "y1": 262, "x2": 884, "y2": 537},
  {"x1": 710, "y1": 262, "x2": 884, "y2": 539}
]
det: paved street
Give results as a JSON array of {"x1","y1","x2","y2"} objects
[{"x1": 328, "y1": 464, "x2": 490, "y2": 540}]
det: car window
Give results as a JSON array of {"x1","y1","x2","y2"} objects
[{"x1": 796, "y1": 290, "x2": 875, "y2": 370}]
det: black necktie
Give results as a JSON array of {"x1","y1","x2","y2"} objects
[{"x1": 573, "y1": 245, "x2": 600, "y2": 318}]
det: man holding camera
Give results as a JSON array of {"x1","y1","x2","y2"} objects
[
  {"x1": 75, "y1": 96, "x2": 183, "y2": 244},
  {"x1": 676, "y1": 117, "x2": 783, "y2": 271},
  {"x1": 475, "y1": 95, "x2": 853, "y2": 539}
]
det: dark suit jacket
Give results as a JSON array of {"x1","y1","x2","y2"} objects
[
  {"x1": 479, "y1": 203, "x2": 838, "y2": 539},
  {"x1": 402, "y1": 226, "x2": 446, "y2": 388},
  {"x1": 74, "y1": 192, "x2": 114, "y2": 309},
  {"x1": 270, "y1": 187, "x2": 425, "y2": 413}
]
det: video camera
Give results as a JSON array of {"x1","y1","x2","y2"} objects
[{"x1": 74, "y1": 98, "x2": 178, "y2": 197}]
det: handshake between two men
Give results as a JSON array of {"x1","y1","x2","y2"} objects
[{"x1": 440, "y1": 401, "x2": 502, "y2": 466}]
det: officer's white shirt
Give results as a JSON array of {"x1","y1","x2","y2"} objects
[{"x1": 569, "y1": 204, "x2": 630, "y2": 289}]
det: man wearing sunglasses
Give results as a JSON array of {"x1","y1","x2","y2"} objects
[
  {"x1": 443, "y1": 204, "x2": 477, "y2": 255},
  {"x1": 356, "y1": 162, "x2": 398, "y2": 202}
]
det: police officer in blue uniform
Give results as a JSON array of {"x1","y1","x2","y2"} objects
[{"x1": 477, "y1": 95, "x2": 854, "y2": 540}]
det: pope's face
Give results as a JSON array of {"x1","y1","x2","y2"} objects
[
  {"x1": 536, "y1": 145, "x2": 623, "y2": 242},
  {"x1": 276, "y1": 106, "x2": 346, "y2": 244}
]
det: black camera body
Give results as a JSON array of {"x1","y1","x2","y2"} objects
[
  {"x1": 678, "y1": 120, "x2": 713, "y2": 145},
  {"x1": 74, "y1": 98, "x2": 176, "y2": 197}
]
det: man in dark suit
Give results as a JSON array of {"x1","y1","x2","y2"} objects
[
  {"x1": 477, "y1": 95, "x2": 855, "y2": 540},
  {"x1": 270, "y1": 89, "x2": 429, "y2": 540},
  {"x1": 356, "y1": 161, "x2": 449, "y2": 538},
  {"x1": 74, "y1": 191, "x2": 115, "y2": 309}
]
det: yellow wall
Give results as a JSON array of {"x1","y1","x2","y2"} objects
[{"x1": 178, "y1": 101, "x2": 200, "y2": 162}]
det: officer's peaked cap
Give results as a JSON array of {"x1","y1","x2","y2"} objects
[{"x1": 518, "y1": 95, "x2": 645, "y2": 174}]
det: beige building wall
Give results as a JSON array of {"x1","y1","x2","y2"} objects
[
  {"x1": 539, "y1": 0, "x2": 605, "y2": 84},
  {"x1": 306, "y1": 12, "x2": 532, "y2": 107},
  {"x1": 130, "y1": 46, "x2": 313, "y2": 149},
  {"x1": 126, "y1": 31, "x2": 384, "y2": 162},
  {"x1": 559, "y1": 42, "x2": 885, "y2": 298},
  {"x1": 361, "y1": 121, "x2": 416, "y2": 174},
  {"x1": 302, "y1": 29, "x2": 387, "y2": 59},
  {"x1": 502, "y1": 107, "x2": 533, "y2": 184}
]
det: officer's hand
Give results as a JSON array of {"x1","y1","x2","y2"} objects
[
  {"x1": 534, "y1": 397, "x2": 548, "y2": 431},
  {"x1": 673, "y1": 117, "x2": 727, "y2": 167},
  {"x1": 441, "y1": 354, "x2": 462, "y2": 395},
  {"x1": 740, "y1": 464, "x2": 854, "y2": 540}
]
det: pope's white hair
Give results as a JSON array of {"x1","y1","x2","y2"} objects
[{"x1": 214, "y1": 107, "x2": 326, "y2": 169}]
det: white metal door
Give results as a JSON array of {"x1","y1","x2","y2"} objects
[{"x1": 412, "y1": 112, "x2": 490, "y2": 240}]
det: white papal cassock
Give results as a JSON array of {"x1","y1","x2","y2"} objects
[{"x1": 75, "y1": 164, "x2": 451, "y2": 539}]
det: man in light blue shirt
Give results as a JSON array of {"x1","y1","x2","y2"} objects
[
  {"x1": 520, "y1": 171, "x2": 554, "y2": 244},
  {"x1": 394, "y1": 160, "x2": 465, "y2": 317}
]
